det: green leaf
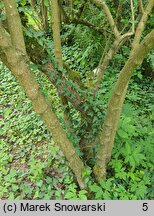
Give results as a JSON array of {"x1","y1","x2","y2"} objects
[
  {"x1": 4, "y1": 108, "x2": 11, "y2": 118},
  {"x1": 12, "y1": 184, "x2": 19, "y2": 192},
  {"x1": 44, "y1": 0, "x2": 49, "y2": 7},
  {"x1": 103, "y1": 191, "x2": 111, "y2": 200},
  {"x1": 8, "y1": 193, "x2": 14, "y2": 200},
  {"x1": 79, "y1": 190, "x2": 87, "y2": 195},
  {"x1": 90, "y1": 184, "x2": 101, "y2": 192},
  {"x1": 118, "y1": 129, "x2": 128, "y2": 139},
  {"x1": 65, "y1": 192, "x2": 75, "y2": 199}
]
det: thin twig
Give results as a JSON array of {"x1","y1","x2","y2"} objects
[
  {"x1": 132, "y1": 0, "x2": 154, "y2": 49},
  {"x1": 130, "y1": 0, "x2": 135, "y2": 33},
  {"x1": 139, "y1": 0, "x2": 144, "y2": 14},
  {"x1": 94, "y1": 33, "x2": 112, "y2": 75},
  {"x1": 115, "y1": 1, "x2": 123, "y2": 28},
  {"x1": 93, "y1": 0, "x2": 120, "y2": 38},
  {"x1": 93, "y1": 32, "x2": 134, "y2": 95},
  {"x1": 71, "y1": 18, "x2": 112, "y2": 34}
]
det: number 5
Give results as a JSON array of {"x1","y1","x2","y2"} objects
[{"x1": 142, "y1": 203, "x2": 148, "y2": 211}]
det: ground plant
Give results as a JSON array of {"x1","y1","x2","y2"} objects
[{"x1": 0, "y1": 0, "x2": 154, "y2": 199}]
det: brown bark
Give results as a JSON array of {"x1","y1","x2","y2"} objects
[
  {"x1": 3, "y1": 0, "x2": 26, "y2": 54},
  {"x1": 41, "y1": 0, "x2": 49, "y2": 32},
  {"x1": 94, "y1": 0, "x2": 154, "y2": 180},
  {"x1": 93, "y1": 32, "x2": 134, "y2": 95},
  {"x1": 1, "y1": 0, "x2": 154, "y2": 185},
  {"x1": 94, "y1": 29, "x2": 154, "y2": 180},
  {"x1": 0, "y1": 24, "x2": 86, "y2": 189},
  {"x1": 0, "y1": 1, "x2": 86, "y2": 189},
  {"x1": 50, "y1": 0, "x2": 63, "y2": 67}
]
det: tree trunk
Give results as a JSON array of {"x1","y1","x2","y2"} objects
[
  {"x1": 50, "y1": 0, "x2": 63, "y2": 67},
  {"x1": 1, "y1": 0, "x2": 154, "y2": 187},
  {"x1": 41, "y1": 0, "x2": 49, "y2": 32},
  {"x1": 0, "y1": 0, "x2": 86, "y2": 189},
  {"x1": 94, "y1": 29, "x2": 154, "y2": 180}
]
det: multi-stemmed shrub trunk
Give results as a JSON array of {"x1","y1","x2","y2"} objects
[{"x1": 0, "y1": 0, "x2": 154, "y2": 188}]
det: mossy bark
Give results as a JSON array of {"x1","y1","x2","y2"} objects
[
  {"x1": 1, "y1": 0, "x2": 154, "y2": 186},
  {"x1": 0, "y1": 32, "x2": 86, "y2": 189},
  {"x1": 0, "y1": 0, "x2": 86, "y2": 189}
]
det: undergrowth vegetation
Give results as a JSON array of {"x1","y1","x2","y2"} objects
[
  {"x1": 0, "y1": 0, "x2": 154, "y2": 200},
  {"x1": 0, "y1": 60, "x2": 153, "y2": 200}
]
